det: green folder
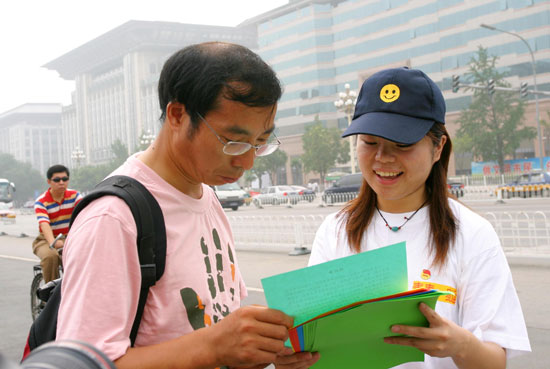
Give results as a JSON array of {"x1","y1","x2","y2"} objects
[
  {"x1": 293, "y1": 290, "x2": 447, "y2": 368},
  {"x1": 261, "y1": 242, "x2": 451, "y2": 368}
]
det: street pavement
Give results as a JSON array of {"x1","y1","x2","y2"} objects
[{"x1": 1, "y1": 203, "x2": 549, "y2": 368}]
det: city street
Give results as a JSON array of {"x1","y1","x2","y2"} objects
[
  {"x1": 1, "y1": 1, "x2": 549, "y2": 367},
  {"x1": 3, "y1": 195, "x2": 549, "y2": 238},
  {"x1": 1, "y1": 197, "x2": 549, "y2": 368}
]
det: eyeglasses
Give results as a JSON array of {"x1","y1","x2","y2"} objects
[
  {"x1": 51, "y1": 176, "x2": 69, "y2": 183},
  {"x1": 197, "y1": 113, "x2": 280, "y2": 157}
]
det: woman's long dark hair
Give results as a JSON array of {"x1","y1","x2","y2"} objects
[{"x1": 338, "y1": 123, "x2": 457, "y2": 268}]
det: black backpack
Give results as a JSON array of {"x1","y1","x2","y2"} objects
[{"x1": 22, "y1": 175, "x2": 167, "y2": 359}]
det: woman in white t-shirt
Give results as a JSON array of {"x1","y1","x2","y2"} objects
[{"x1": 307, "y1": 67, "x2": 531, "y2": 369}]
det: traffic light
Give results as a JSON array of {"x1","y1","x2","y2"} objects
[
  {"x1": 487, "y1": 79, "x2": 495, "y2": 95},
  {"x1": 452, "y1": 75, "x2": 460, "y2": 93},
  {"x1": 520, "y1": 82, "x2": 528, "y2": 99}
]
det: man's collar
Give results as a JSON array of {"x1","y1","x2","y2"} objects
[{"x1": 48, "y1": 187, "x2": 66, "y2": 203}]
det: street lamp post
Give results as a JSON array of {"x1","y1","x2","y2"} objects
[
  {"x1": 334, "y1": 83, "x2": 357, "y2": 174},
  {"x1": 481, "y1": 23, "x2": 544, "y2": 171},
  {"x1": 71, "y1": 146, "x2": 86, "y2": 167},
  {"x1": 140, "y1": 129, "x2": 156, "y2": 148}
]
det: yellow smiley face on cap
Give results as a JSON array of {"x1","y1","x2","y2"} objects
[{"x1": 380, "y1": 84, "x2": 400, "y2": 103}]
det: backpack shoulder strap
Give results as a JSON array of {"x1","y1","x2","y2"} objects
[{"x1": 69, "y1": 175, "x2": 167, "y2": 345}]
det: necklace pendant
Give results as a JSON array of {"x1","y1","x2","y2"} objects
[{"x1": 391, "y1": 226, "x2": 399, "y2": 232}]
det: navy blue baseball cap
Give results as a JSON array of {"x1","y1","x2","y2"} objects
[{"x1": 342, "y1": 67, "x2": 445, "y2": 144}]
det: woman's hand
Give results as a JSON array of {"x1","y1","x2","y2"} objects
[
  {"x1": 383, "y1": 302, "x2": 505, "y2": 369},
  {"x1": 383, "y1": 302, "x2": 471, "y2": 358}
]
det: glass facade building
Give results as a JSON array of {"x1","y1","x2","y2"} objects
[{"x1": 245, "y1": 0, "x2": 550, "y2": 178}]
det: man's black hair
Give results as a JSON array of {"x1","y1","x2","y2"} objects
[
  {"x1": 47, "y1": 165, "x2": 69, "y2": 180},
  {"x1": 158, "y1": 42, "x2": 282, "y2": 134}
]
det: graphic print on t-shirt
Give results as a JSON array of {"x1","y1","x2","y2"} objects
[{"x1": 179, "y1": 228, "x2": 237, "y2": 330}]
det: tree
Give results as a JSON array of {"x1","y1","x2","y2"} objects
[
  {"x1": 242, "y1": 170, "x2": 257, "y2": 188},
  {"x1": 456, "y1": 46, "x2": 536, "y2": 172},
  {"x1": 111, "y1": 139, "x2": 129, "y2": 168},
  {"x1": 251, "y1": 149, "x2": 288, "y2": 187},
  {"x1": 452, "y1": 134, "x2": 474, "y2": 174},
  {"x1": 301, "y1": 119, "x2": 349, "y2": 190},
  {"x1": 290, "y1": 156, "x2": 304, "y2": 185},
  {"x1": 71, "y1": 139, "x2": 130, "y2": 192},
  {"x1": 0, "y1": 153, "x2": 44, "y2": 205},
  {"x1": 71, "y1": 164, "x2": 113, "y2": 193}
]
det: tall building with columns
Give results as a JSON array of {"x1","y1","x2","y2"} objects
[{"x1": 44, "y1": 20, "x2": 256, "y2": 167}]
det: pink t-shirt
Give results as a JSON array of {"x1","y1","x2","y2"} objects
[{"x1": 57, "y1": 155, "x2": 247, "y2": 360}]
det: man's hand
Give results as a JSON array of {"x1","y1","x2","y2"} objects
[
  {"x1": 229, "y1": 346, "x2": 320, "y2": 369},
  {"x1": 206, "y1": 305, "x2": 293, "y2": 368},
  {"x1": 273, "y1": 347, "x2": 320, "y2": 369},
  {"x1": 53, "y1": 238, "x2": 65, "y2": 249}
]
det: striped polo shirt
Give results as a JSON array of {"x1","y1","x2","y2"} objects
[{"x1": 34, "y1": 189, "x2": 83, "y2": 236}]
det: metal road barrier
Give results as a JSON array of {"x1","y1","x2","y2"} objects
[
  {"x1": 321, "y1": 192, "x2": 358, "y2": 205},
  {"x1": 494, "y1": 184, "x2": 550, "y2": 199},
  {"x1": 462, "y1": 186, "x2": 499, "y2": 200},
  {"x1": 317, "y1": 187, "x2": 537, "y2": 203},
  {"x1": 228, "y1": 214, "x2": 325, "y2": 255},
  {"x1": 484, "y1": 211, "x2": 550, "y2": 253},
  {"x1": 445, "y1": 184, "x2": 549, "y2": 201},
  {"x1": 228, "y1": 211, "x2": 550, "y2": 256}
]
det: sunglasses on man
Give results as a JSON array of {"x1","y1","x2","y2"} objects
[{"x1": 51, "y1": 176, "x2": 70, "y2": 183}]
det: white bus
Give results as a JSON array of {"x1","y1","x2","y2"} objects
[{"x1": 0, "y1": 179, "x2": 16, "y2": 223}]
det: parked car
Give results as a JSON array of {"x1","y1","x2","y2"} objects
[
  {"x1": 213, "y1": 183, "x2": 248, "y2": 211},
  {"x1": 496, "y1": 170, "x2": 550, "y2": 198},
  {"x1": 447, "y1": 180, "x2": 465, "y2": 198},
  {"x1": 290, "y1": 185, "x2": 316, "y2": 202},
  {"x1": 252, "y1": 185, "x2": 300, "y2": 206},
  {"x1": 505, "y1": 170, "x2": 550, "y2": 186},
  {"x1": 322, "y1": 173, "x2": 363, "y2": 204}
]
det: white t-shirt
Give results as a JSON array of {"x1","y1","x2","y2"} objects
[
  {"x1": 309, "y1": 198, "x2": 530, "y2": 369},
  {"x1": 57, "y1": 155, "x2": 247, "y2": 361}
]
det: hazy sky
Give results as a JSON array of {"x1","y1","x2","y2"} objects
[{"x1": 0, "y1": 0, "x2": 288, "y2": 114}]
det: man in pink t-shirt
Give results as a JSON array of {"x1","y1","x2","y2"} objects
[{"x1": 57, "y1": 42, "x2": 319, "y2": 369}]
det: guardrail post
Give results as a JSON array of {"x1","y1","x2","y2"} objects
[
  {"x1": 495, "y1": 188, "x2": 505, "y2": 204},
  {"x1": 289, "y1": 221, "x2": 311, "y2": 256}
]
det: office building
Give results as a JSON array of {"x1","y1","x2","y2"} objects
[
  {"x1": 244, "y1": 0, "x2": 550, "y2": 180},
  {"x1": 0, "y1": 103, "x2": 63, "y2": 174}
]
